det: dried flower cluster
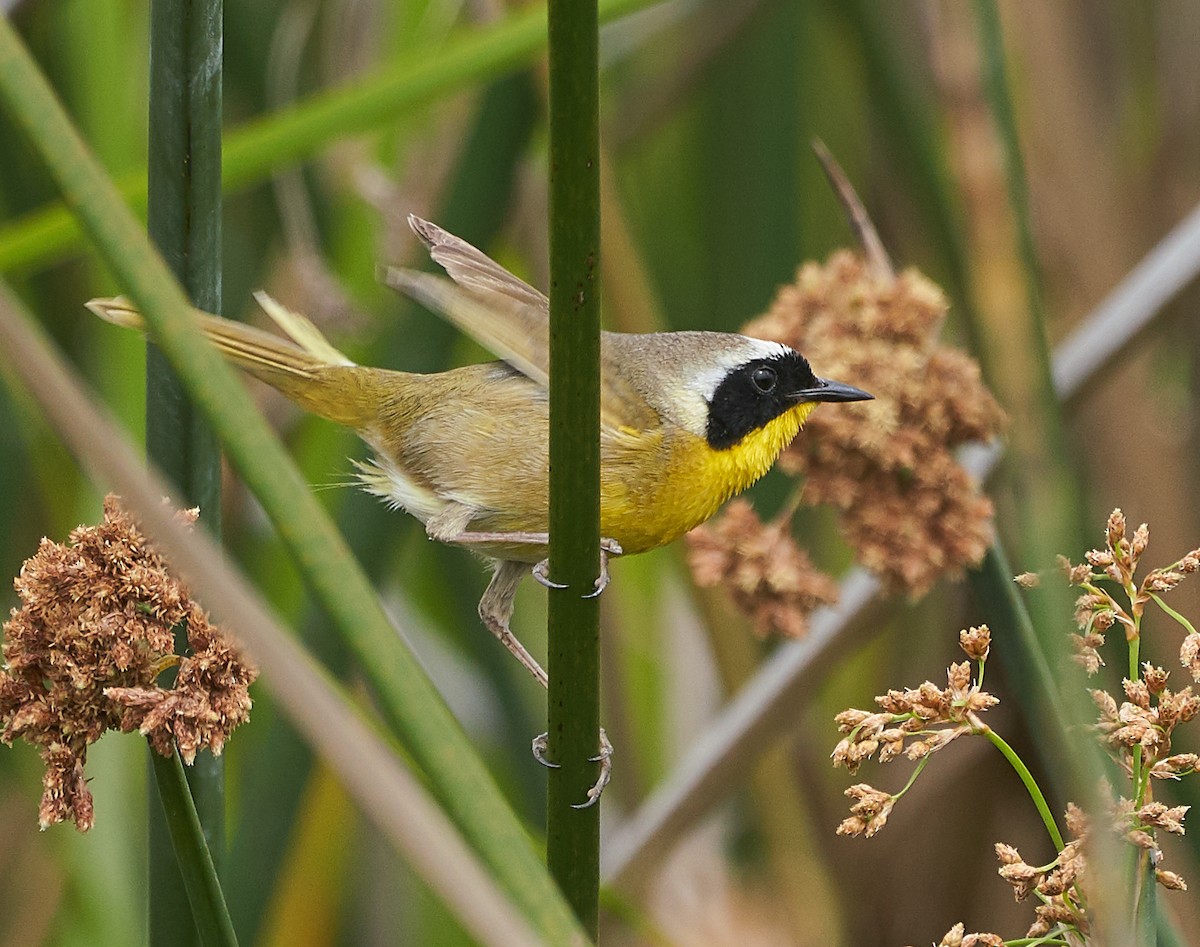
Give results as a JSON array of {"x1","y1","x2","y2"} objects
[
  {"x1": 990, "y1": 795, "x2": 1193, "y2": 939},
  {"x1": 743, "y1": 252, "x2": 1004, "y2": 596},
  {"x1": 1112, "y1": 795, "x2": 1190, "y2": 885},
  {"x1": 687, "y1": 500, "x2": 838, "y2": 638},
  {"x1": 1061, "y1": 510, "x2": 1200, "y2": 790},
  {"x1": 837, "y1": 512, "x2": 1200, "y2": 944},
  {"x1": 1063, "y1": 509, "x2": 1200, "y2": 682},
  {"x1": 994, "y1": 818, "x2": 1090, "y2": 939},
  {"x1": 916, "y1": 923, "x2": 1004, "y2": 947},
  {"x1": 832, "y1": 626, "x2": 997, "y2": 836},
  {"x1": 1092, "y1": 680, "x2": 1199, "y2": 780},
  {"x1": 834, "y1": 624, "x2": 1098, "y2": 941},
  {"x1": 0, "y1": 495, "x2": 256, "y2": 830}
]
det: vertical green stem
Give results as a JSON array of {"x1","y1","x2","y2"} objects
[
  {"x1": 149, "y1": 751, "x2": 239, "y2": 947},
  {"x1": 145, "y1": 0, "x2": 225, "y2": 942},
  {"x1": 545, "y1": 0, "x2": 602, "y2": 933}
]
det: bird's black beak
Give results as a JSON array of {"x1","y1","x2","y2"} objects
[{"x1": 794, "y1": 378, "x2": 873, "y2": 404}]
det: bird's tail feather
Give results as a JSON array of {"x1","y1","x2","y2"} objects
[{"x1": 87, "y1": 293, "x2": 380, "y2": 428}]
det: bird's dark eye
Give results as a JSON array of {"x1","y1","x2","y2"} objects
[{"x1": 750, "y1": 365, "x2": 777, "y2": 394}]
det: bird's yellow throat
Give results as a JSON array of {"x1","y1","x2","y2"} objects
[
  {"x1": 604, "y1": 401, "x2": 816, "y2": 554},
  {"x1": 693, "y1": 399, "x2": 816, "y2": 508}
]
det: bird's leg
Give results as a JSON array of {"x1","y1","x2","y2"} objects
[
  {"x1": 478, "y1": 560, "x2": 548, "y2": 689},
  {"x1": 429, "y1": 505, "x2": 619, "y2": 805},
  {"x1": 588, "y1": 538, "x2": 621, "y2": 596},
  {"x1": 424, "y1": 502, "x2": 554, "y2": 552},
  {"x1": 526, "y1": 537, "x2": 621, "y2": 808},
  {"x1": 479, "y1": 560, "x2": 611, "y2": 805}
]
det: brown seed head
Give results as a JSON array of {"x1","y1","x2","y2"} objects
[
  {"x1": 1143, "y1": 568, "x2": 1186, "y2": 594},
  {"x1": 1065, "y1": 802, "x2": 1090, "y2": 839},
  {"x1": 962, "y1": 935, "x2": 1004, "y2": 947},
  {"x1": 744, "y1": 253, "x2": 1003, "y2": 596},
  {"x1": 1027, "y1": 900, "x2": 1080, "y2": 939},
  {"x1": 1150, "y1": 753, "x2": 1199, "y2": 779},
  {"x1": 0, "y1": 496, "x2": 256, "y2": 830},
  {"x1": 937, "y1": 924, "x2": 964, "y2": 947},
  {"x1": 1126, "y1": 829, "x2": 1156, "y2": 849},
  {"x1": 837, "y1": 783, "x2": 895, "y2": 837},
  {"x1": 1070, "y1": 631, "x2": 1106, "y2": 674},
  {"x1": 1059, "y1": 555, "x2": 1093, "y2": 585},
  {"x1": 958, "y1": 624, "x2": 991, "y2": 662},
  {"x1": 687, "y1": 499, "x2": 838, "y2": 638},
  {"x1": 1137, "y1": 801, "x2": 1188, "y2": 836},
  {"x1": 996, "y1": 850, "x2": 1041, "y2": 900},
  {"x1": 1123, "y1": 678, "x2": 1152, "y2": 709},
  {"x1": 1143, "y1": 664, "x2": 1170, "y2": 694},
  {"x1": 1106, "y1": 509, "x2": 1128, "y2": 556},
  {"x1": 1181, "y1": 633, "x2": 1200, "y2": 683}
]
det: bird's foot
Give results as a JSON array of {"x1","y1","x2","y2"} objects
[
  {"x1": 532, "y1": 728, "x2": 613, "y2": 809},
  {"x1": 532, "y1": 538, "x2": 623, "y2": 596}
]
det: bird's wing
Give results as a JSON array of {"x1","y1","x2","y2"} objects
[
  {"x1": 409, "y1": 215, "x2": 548, "y2": 310},
  {"x1": 383, "y1": 216, "x2": 663, "y2": 432}
]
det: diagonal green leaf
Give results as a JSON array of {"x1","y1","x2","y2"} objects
[
  {"x1": 0, "y1": 15, "x2": 585, "y2": 942},
  {"x1": 0, "y1": 0, "x2": 658, "y2": 276}
]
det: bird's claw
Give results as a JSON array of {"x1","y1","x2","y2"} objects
[
  {"x1": 573, "y1": 729, "x2": 613, "y2": 809},
  {"x1": 531, "y1": 732, "x2": 560, "y2": 768},
  {"x1": 531, "y1": 559, "x2": 568, "y2": 590},
  {"x1": 536, "y1": 539, "x2": 624, "y2": 597},
  {"x1": 583, "y1": 539, "x2": 623, "y2": 598},
  {"x1": 531, "y1": 728, "x2": 613, "y2": 808}
]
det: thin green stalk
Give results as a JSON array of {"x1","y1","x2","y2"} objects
[
  {"x1": 149, "y1": 751, "x2": 238, "y2": 947},
  {"x1": 1128, "y1": 643, "x2": 1152, "y2": 816},
  {"x1": 1150, "y1": 593, "x2": 1197, "y2": 634},
  {"x1": 835, "y1": 0, "x2": 976, "y2": 326},
  {"x1": 970, "y1": 0, "x2": 1085, "y2": 626},
  {"x1": 892, "y1": 754, "x2": 933, "y2": 800},
  {"x1": 144, "y1": 0, "x2": 225, "y2": 942},
  {"x1": 1134, "y1": 852, "x2": 1156, "y2": 947},
  {"x1": 545, "y1": 0, "x2": 602, "y2": 933},
  {"x1": 1128, "y1": 626, "x2": 1141, "y2": 683},
  {"x1": 970, "y1": 547, "x2": 1138, "y2": 941},
  {"x1": 969, "y1": 543, "x2": 1076, "y2": 777},
  {"x1": 0, "y1": 19, "x2": 585, "y2": 942},
  {"x1": 972, "y1": 0, "x2": 1049, "y2": 366},
  {"x1": 980, "y1": 727, "x2": 1064, "y2": 852},
  {"x1": 0, "y1": 0, "x2": 658, "y2": 276}
]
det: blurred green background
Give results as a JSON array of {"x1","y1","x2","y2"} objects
[{"x1": 1, "y1": 0, "x2": 1199, "y2": 944}]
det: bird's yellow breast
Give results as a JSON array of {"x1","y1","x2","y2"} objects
[{"x1": 600, "y1": 402, "x2": 815, "y2": 554}]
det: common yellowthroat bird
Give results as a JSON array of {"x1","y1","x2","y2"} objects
[{"x1": 89, "y1": 216, "x2": 871, "y2": 801}]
